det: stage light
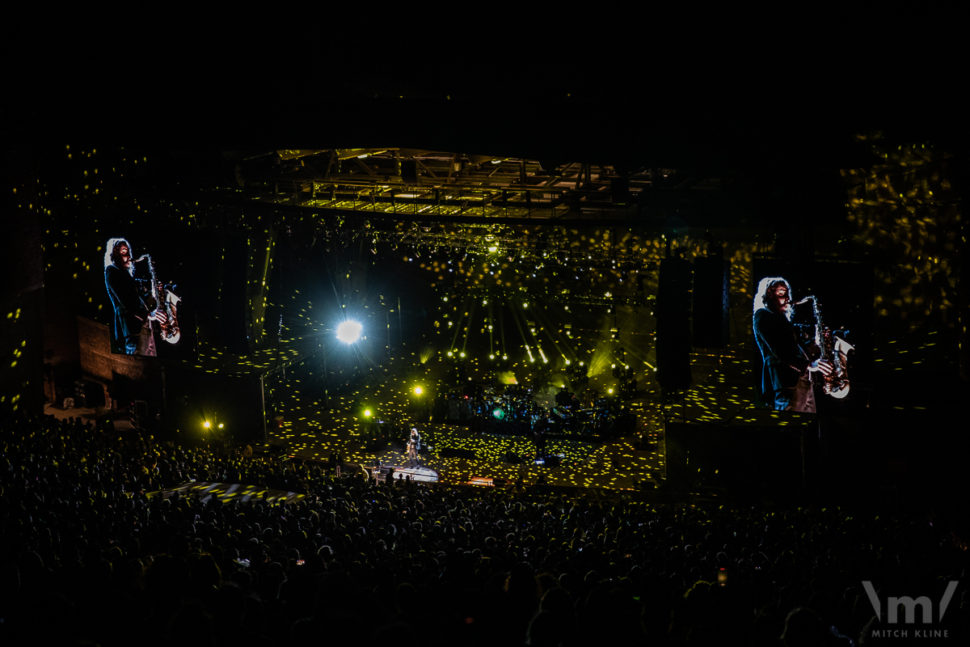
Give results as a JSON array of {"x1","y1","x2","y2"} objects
[
  {"x1": 218, "y1": 423, "x2": 224, "y2": 429},
  {"x1": 492, "y1": 408, "x2": 506, "y2": 420},
  {"x1": 363, "y1": 408, "x2": 373, "y2": 418},
  {"x1": 413, "y1": 385, "x2": 424, "y2": 396},
  {"x1": 336, "y1": 319, "x2": 363, "y2": 344},
  {"x1": 202, "y1": 420, "x2": 211, "y2": 429}
]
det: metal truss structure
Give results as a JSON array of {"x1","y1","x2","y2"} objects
[{"x1": 228, "y1": 148, "x2": 716, "y2": 225}]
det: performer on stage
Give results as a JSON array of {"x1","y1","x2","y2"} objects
[
  {"x1": 752, "y1": 277, "x2": 832, "y2": 412},
  {"x1": 103, "y1": 237, "x2": 166, "y2": 356},
  {"x1": 406, "y1": 438, "x2": 418, "y2": 467}
]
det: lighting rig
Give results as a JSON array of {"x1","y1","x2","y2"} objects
[{"x1": 230, "y1": 148, "x2": 692, "y2": 224}]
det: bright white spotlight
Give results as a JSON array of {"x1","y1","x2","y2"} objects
[{"x1": 335, "y1": 319, "x2": 363, "y2": 344}]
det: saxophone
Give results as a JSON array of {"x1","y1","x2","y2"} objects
[
  {"x1": 145, "y1": 254, "x2": 181, "y2": 344},
  {"x1": 810, "y1": 296, "x2": 851, "y2": 399}
]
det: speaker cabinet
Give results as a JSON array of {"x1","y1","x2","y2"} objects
[
  {"x1": 692, "y1": 257, "x2": 729, "y2": 348},
  {"x1": 657, "y1": 257, "x2": 692, "y2": 391}
]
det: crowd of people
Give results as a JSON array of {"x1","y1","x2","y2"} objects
[{"x1": 1, "y1": 411, "x2": 967, "y2": 646}]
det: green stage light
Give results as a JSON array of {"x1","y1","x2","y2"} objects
[{"x1": 492, "y1": 408, "x2": 506, "y2": 420}]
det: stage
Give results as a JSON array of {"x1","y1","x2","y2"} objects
[{"x1": 367, "y1": 464, "x2": 440, "y2": 483}]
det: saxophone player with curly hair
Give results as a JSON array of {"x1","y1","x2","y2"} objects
[
  {"x1": 752, "y1": 277, "x2": 833, "y2": 412},
  {"x1": 103, "y1": 237, "x2": 166, "y2": 356}
]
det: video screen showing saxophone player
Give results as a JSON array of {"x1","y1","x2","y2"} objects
[
  {"x1": 104, "y1": 237, "x2": 182, "y2": 357},
  {"x1": 752, "y1": 275, "x2": 856, "y2": 413}
]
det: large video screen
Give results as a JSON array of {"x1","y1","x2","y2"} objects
[
  {"x1": 751, "y1": 258, "x2": 872, "y2": 415},
  {"x1": 103, "y1": 237, "x2": 183, "y2": 357}
]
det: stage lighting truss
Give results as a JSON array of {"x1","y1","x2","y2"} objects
[{"x1": 231, "y1": 148, "x2": 679, "y2": 225}]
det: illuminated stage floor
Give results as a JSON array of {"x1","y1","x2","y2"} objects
[
  {"x1": 368, "y1": 464, "x2": 440, "y2": 483},
  {"x1": 292, "y1": 419, "x2": 664, "y2": 491}
]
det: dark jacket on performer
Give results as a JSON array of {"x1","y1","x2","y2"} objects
[
  {"x1": 752, "y1": 308, "x2": 810, "y2": 409},
  {"x1": 105, "y1": 263, "x2": 149, "y2": 355}
]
